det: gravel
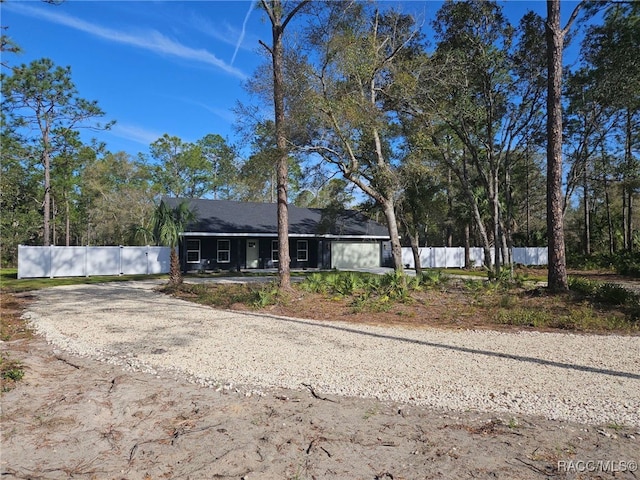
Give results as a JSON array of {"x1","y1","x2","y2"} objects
[{"x1": 23, "y1": 281, "x2": 640, "y2": 427}]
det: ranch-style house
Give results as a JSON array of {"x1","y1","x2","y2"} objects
[{"x1": 161, "y1": 197, "x2": 392, "y2": 272}]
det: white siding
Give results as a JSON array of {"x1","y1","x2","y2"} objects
[{"x1": 331, "y1": 242, "x2": 380, "y2": 269}]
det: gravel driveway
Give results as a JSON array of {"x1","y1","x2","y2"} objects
[{"x1": 23, "y1": 281, "x2": 640, "y2": 427}]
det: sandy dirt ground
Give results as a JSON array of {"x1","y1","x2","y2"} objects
[{"x1": 2, "y1": 335, "x2": 639, "y2": 480}]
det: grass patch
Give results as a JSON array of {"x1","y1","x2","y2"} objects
[
  {"x1": 1, "y1": 269, "x2": 168, "y2": 293},
  {"x1": 167, "y1": 282, "x2": 283, "y2": 309},
  {"x1": 496, "y1": 302, "x2": 635, "y2": 332},
  {"x1": 1, "y1": 353, "x2": 24, "y2": 392},
  {"x1": 0, "y1": 291, "x2": 32, "y2": 392},
  {"x1": 166, "y1": 283, "x2": 256, "y2": 308}
]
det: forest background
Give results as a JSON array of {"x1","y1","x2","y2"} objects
[{"x1": 1, "y1": 0, "x2": 638, "y2": 282}]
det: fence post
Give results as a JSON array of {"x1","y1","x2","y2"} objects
[
  {"x1": 17, "y1": 245, "x2": 23, "y2": 279},
  {"x1": 49, "y1": 245, "x2": 54, "y2": 279}
]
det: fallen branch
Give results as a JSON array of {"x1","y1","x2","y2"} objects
[
  {"x1": 510, "y1": 458, "x2": 557, "y2": 476},
  {"x1": 54, "y1": 355, "x2": 81, "y2": 369},
  {"x1": 301, "y1": 383, "x2": 337, "y2": 403},
  {"x1": 306, "y1": 439, "x2": 315, "y2": 454}
]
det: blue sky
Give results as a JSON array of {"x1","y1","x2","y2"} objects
[{"x1": 2, "y1": 0, "x2": 584, "y2": 159}]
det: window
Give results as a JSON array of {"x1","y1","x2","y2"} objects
[
  {"x1": 186, "y1": 239, "x2": 200, "y2": 263},
  {"x1": 217, "y1": 239, "x2": 230, "y2": 263},
  {"x1": 297, "y1": 240, "x2": 308, "y2": 262},
  {"x1": 271, "y1": 240, "x2": 279, "y2": 263}
]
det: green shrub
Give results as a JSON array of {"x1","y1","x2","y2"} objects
[
  {"x1": 335, "y1": 272, "x2": 364, "y2": 296},
  {"x1": 250, "y1": 283, "x2": 279, "y2": 308},
  {"x1": 570, "y1": 277, "x2": 639, "y2": 308},
  {"x1": 300, "y1": 272, "x2": 328, "y2": 294},
  {"x1": 418, "y1": 270, "x2": 446, "y2": 287},
  {"x1": 568, "y1": 276, "x2": 599, "y2": 296},
  {"x1": 463, "y1": 278, "x2": 485, "y2": 292},
  {"x1": 595, "y1": 283, "x2": 635, "y2": 306},
  {"x1": 568, "y1": 251, "x2": 640, "y2": 278},
  {"x1": 379, "y1": 271, "x2": 409, "y2": 301}
]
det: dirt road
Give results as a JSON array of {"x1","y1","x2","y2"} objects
[{"x1": 1, "y1": 282, "x2": 639, "y2": 479}]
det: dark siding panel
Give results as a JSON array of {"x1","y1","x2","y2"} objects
[
  {"x1": 201, "y1": 239, "x2": 216, "y2": 267},
  {"x1": 381, "y1": 241, "x2": 394, "y2": 267},
  {"x1": 290, "y1": 239, "x2": 318, "y2": 269}
]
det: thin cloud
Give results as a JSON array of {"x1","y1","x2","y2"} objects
[
  {"x1": 231, "y1": 2, "x2": 256, "y2": 65},
  {"x1": 6, "y1": 3, "x2": 247, "y2": 80},
  {"x1": 188, "y1": 10, "x2": 260, "y2": 55},
  {"x1": 109, "y1": 123, "x2": 163, "y2": 146},
  {"x1": 175, "y1": 96, "x2": 236, "y2": 125}
]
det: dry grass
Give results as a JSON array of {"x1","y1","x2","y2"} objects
[
  {"x1": 172, "y1": 276, "x2": 640, "y2": 335},
  {"x1": 1, "y1": 292, "x2": 33, "y2": 392}
]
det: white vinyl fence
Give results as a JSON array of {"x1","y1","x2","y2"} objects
[
  {"x1": 401, "y1": 246, "x2": 548, "y2": 269},
  {"x1": 18, "y1": 245, "x2": 171, "y2": 279}
]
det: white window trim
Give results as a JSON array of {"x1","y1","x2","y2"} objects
[
  {"x1": 186, "y1": 239, "x2": 201, "y2": 264},
  {"x1": 271, "y1": 240, "x2": 279, "y2": 263},
  {"x1": 217, "y1": 239, "x2": 231, "y2": 263},
  {"x1": 297, "y1": 240, "x2": 308, "y2": 262}
]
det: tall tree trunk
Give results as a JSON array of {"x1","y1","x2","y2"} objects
[
  {"x1": 623, "y1": 185, "x2": 629, "y2": 249},
  {"x1": 446, "y1": 168, "x2": 453, "y2": 247},
  {"x1": 382, "y1": 200, "x2": 404, "y2": 272},
  {"x1": 605, "y1": 182, "x2": 614, "y2": 255},
  {"x1": 43, "y1": 145, "x2": 51, "y2": 247},
  {"x1": 273, "y1": 16, "x2": 291, "y2": 290},
  {"x1": 504, "y1": 154, "x2": 514, "y2": 266},
  {"x1": 468, "y1": 191, "x2": 492, "y2": 270},
  {"x1": 464, "y1": 223, "x2": 471, "y2": 269},
  {"x1": 65, "y1": 196, "x2": 71, "y2": 247},
  {"x1": 546, "y1": 0, "x2": 577, "y2": 292},
  {"x1": 261, "y1": 0, "x2": 309, "y2": 290},
  {"x1": 491, "y1": 181, "x2": 502, "y2": 276},
  {"x1": 583, "y1": 160, "x2": 591, "y2": 255},
  {"x1": 601, "y1": 145, "x2": 615, "y2": 254},
  {"x1": 409, "y1": 232, "x2": 422, "y2": 276},
  {"x1": 628, "y1": 192, "x2": 633, "y2": 251},
  {"x1": 625, "y1": 108, "x2": 634, "y2": 251},
  {"x1": 525, "y1": 148, "x2": 531, "y2": 245},
  {"x1": 52, "y1": 197, "x2": 57, "y2": 246}
]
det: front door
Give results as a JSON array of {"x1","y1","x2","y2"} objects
[{"x1": 246, "y1": 239, "x2": 259, "y2": 268}]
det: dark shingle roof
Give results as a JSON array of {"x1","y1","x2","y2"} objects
[{"x1": 162, "y1": 197, "x2": 389, "y2": 238}]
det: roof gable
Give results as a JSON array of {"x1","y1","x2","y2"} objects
[{"x1": 162, "y1": 198, "x2": 389, "y2": 238}]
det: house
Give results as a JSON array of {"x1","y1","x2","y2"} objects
[{"x1": 161, "y1": 197, "x2": 392, "y2": 272}]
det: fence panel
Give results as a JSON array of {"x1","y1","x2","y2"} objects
[
  {"x1": 86, "y1": 247, "x2": 122, "y2": 276},
  {"x1": 18, "y1": 245, "x2": 170, "y2": 279},
  {"x1": 400, "y1": 246, "x2": 547, "y2": 269},
  {"x1": 51, "y1": 246, "x2": 86, "y2": 277},
  {"x1": 121, "y1": 247, "x2": 147, "y2": 275},
  {"x1": 146, "y1": 247, "x2": 172, "y2": 274},
  {"x1": 512, "y1": 247, "x2": 548, "y2": 266},
  {"x1": 17, "y1": 245, "x2": 51, "y2": 278}
]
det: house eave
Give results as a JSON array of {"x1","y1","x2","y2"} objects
[{"x1": 181, "y1": 232, "x2": 390, "y2": 240}]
